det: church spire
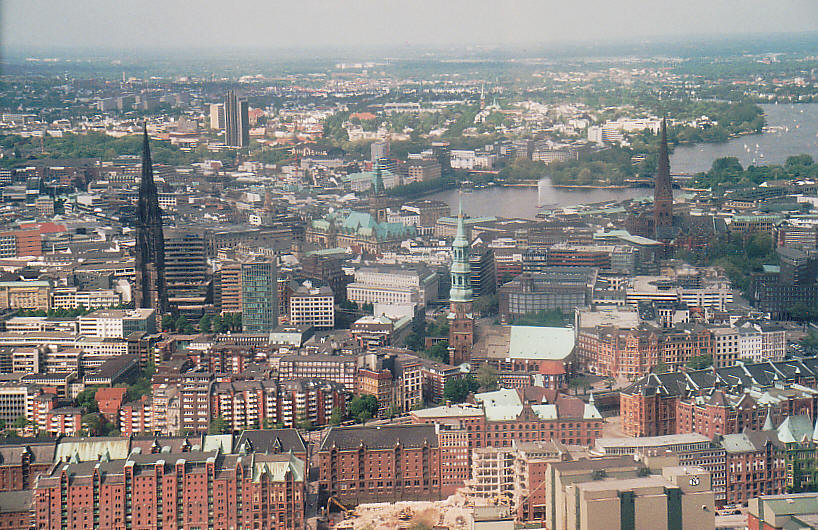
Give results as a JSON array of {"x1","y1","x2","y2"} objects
[
  {"x1": 450, "y1": 192, "x2": 472, "y2": 303},
  {"x1": 448, "y1": 191, "x2": 474, "y2": 365},
  {"x1": 134, "y1": 122, "x2": 168, "y2": 314},
  {"x1": 653, "y1": 117, "x2": 673, "y2": 240}
]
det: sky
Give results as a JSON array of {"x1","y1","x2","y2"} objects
[{"x1": 3, "y1": 0, "x2": 818, "y2": 53}]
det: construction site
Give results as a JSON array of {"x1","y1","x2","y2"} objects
[
  {"x1": 327, "y1": 492, "x2": 474, "y2": 529},
  {"x1": 324, "y1": 487, "x2": 531, "y2": 529}
]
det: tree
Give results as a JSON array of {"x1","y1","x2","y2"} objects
[
  {"x1": 226, "y1": 312, "x2": 242, "y2": 331},
  {"x1": 476, "y1": 364, "x2": 499, "y2": 391},
  {"x1": 208, "y1": 416, "x2": 230, "y2": 434},
  {"x1": 790, "y1": 302, "x2": 816, "y2": 323},
  {"x1": 75, "y1": 386, "x2": 100, "y2": 413},
  {"x1": 652, "y1": 360, "x2": 669, "y2": 374},
  {"x1": 329, "y1": 407, "x2": 344, "y2": 426},
  {"x1": 473, "y1": 294, "x2": 499, "y2": 316},
  {"x1": 426, "y1": 341, "x2": 450, "y2": 363},
  {"x1": 176, "y1": 316, "x2": 192, "y2": 334},
  {"x1": 81, "y1": 413, "x2": 103, "y2": 436},
  {"x1": 568, "y1": 376, "x2": 592, "y2": 396},
  {"x1": 404, "y1": 332, "x2": 424, "y2": 352},
  {"x1": 444, "y1": 375, "x2": 480, "y2": 404},
  {"x1": 212, "y1": 314, "x2": 228, "y2": 333},
  {"x1": 687, "y1": 354, "x2": 714, "y2": 370},
  {"x1": 161, "y1": 314, "x2": 176, "y2": 332},
  {"x1": 385, "y1": 404, "x2": 401, "y2": 418},
  {"x1": 348, "y1": 394, "x2": 378, "y2": 424},
  {"x1": 199, "y1": 314, "x2": 212, "y2": 333},
  {"x1": 12, "y1": 416, "x2": 28, "y2": 430}
]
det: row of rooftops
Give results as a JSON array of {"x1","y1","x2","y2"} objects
[
  {"x1": 410, "y1": 387, "x2": 602, "y2": 423},
  {"x1": 624, "y1": 357, "x2": 818, "y2": 398},
  {"x1": 0, "y1": 428, "x2": 306, "y2": 468},
  {"x1": 40, "y1": 450, "x2": 305, "y2": 488}
]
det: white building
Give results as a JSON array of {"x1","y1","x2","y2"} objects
[
  {"x1": 737, "y1": 327, "x2": 764, "y2": 363},
  {"x1": 712, "y1": 328, "x2": 740, "y2": 369},
  {"x1": 78, "y1": 308, "x2": 156, "y2": 339},
  {"x1": 51, "y1": 287, "x2": 121, "y2": 310},
  {"x1": 347, "y1": 266, "x2": 438, "y2": 307},
  {"x1": 289, "y1": 281, "x2": 334, "y2": 329},
  {"x1": 449, "y1": 150, "x2": 495, "y2": 170}
]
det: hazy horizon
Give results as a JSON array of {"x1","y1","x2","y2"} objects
[{"x1": 3, "y1": 0, "x2": 818, "y2": 55}]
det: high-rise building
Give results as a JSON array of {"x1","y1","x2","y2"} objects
[
  {"x1": 370, "y1": 140, "x2": 389, "y2": 163},
  {"x1": 224, "y1": 90, "x2": 249, "y2": 147},
  {"x1": 448, "y1": 198, "x2": 474, "y2": 364},
  {"x1": 209, "y1": 102, "x2": 225, "y2": 130},
  {"x1": 164, "y1": 230, "x2": 208, "y2": 316},
  {"x1": 654, "y1": 118, "x2": 673, "y2": 240},
  {"x1": 215, "y1": 261, "x2": 243, "y2": 313},
  {"x1": 242, "y1": 260, "x2": 277, "y2": 332},
  {"x1": 133, "y1": 125, "x2": 168, "y2": 314}
]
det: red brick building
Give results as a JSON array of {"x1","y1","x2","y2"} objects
[
  {"x1": 621, "y1": 359, "x2": 818, "y2": 437},
  {"x1": 412, "y1": 388, "x2": 603, "y2": 449},
  {"x1": 119, "y1": 397, "x2": 151, "y2": 436},
  {"x1": 0, "y1": 490, "x2": 33, "y2": 529},
  {"x1": 34, "y1": 450, "x2": 305, "y2": 530},
  {"x1": 720, "y1": 430, "x2": 787, "y2": 506},
  {"x1": 0, "y1": 440, "x2": 56, "y2": 491},
  {"x1": 577, "y1": 325, "x2": 713, "y2": 380},
  {"x1": 95, "y1": 387, "x2": 127, "y2": 427},
  {"x1": 676, "y1": 391, "x2": 767, "y2": 438},
  {"x1": 44, "y1": 407, "x2": 83, "y2": 436},
  {"x1": 318, "y1": 425, "x2": 442, "y2": 505},
  {"x1": 211, "y1": 378, "x2": 345, "y2": 431}
]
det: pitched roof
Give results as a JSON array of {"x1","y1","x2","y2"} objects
[
  {"x1": 319, "y1": 425, "x2": 438, "y2": 451},
  {"x1": 235, "y1": 429, "x2": 306, "y2": 455}
]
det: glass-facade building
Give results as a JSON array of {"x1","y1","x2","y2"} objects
[{"x1": 241, "y1": 260, "x2": 277, "y2": 332}]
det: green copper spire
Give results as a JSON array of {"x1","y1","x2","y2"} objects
[{"x1": 450, "y1": 192, "x2": 472, "y2": 303}]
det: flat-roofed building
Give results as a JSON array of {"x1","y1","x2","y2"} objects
[
  {"x1": 0, "y1": 281, "x2": 50, "y2": 311},
  {"x1": 78, "y1": 308, "x2": 156, "y2": 339}
]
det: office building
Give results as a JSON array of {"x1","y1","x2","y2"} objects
[
  {"x1": 209, "y1": 102, "x2": 225, "y2": 130},
  {"x1": 288, "y1": 280, "x2": 334, "y2": 329},
  {"x1": 224, "y1": 90, "x2": 249, "y2": 148},
  {"x1": 545, "y1": 457, "x2": 714, "y2": 530},
  {"x1": 164, "y1": 230, "x2": 209, "y2": 317},
  {"x1": 370, "y1": 140, "x2": 389, "y2": 163},
  {"x1": 241, "y1": 260, "x2": 277, "y2": 332},
  {"x1": 78, "y1": 308, "x2": 157, "y2": 339}
]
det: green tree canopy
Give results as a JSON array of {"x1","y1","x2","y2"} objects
[
  {"x1": 686, "y1": 354, "x2": 714, "y2": 370},
  {"x1": 443, "y1": 375, "x2": 480, "y2": 404},
  {"x1": 348, "y1": 394, "x2": 379, "y2": 424},
  {"x1": 476, "y1": 364, "x2": 499, "y2": 391},
  {"x1": 208, "y1": 416, "x2": 230, "y2": 434},
  {"x1": 75, "y1": 386, "x2": 100, "y2": 413}
]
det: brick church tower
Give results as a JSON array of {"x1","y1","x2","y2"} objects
[{"x1": 448, "y1": 197, "x2": 474, "y2": 365}]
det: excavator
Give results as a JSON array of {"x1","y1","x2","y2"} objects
[{"x1": 326, "y1": 496, "x2": 356, "y2": 520}]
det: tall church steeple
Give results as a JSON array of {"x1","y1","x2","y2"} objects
[
  {"x1": 448, "y1": 195, "x2": 474, "y2": 364},
  {"x1": 654, "y1": 117, "x2": 673, "y2": 240},
  {"x1": 134, "y1": 124, "x2": 168, "y2": 314}
]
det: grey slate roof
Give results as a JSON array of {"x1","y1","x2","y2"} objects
[{"x1": 319, "y1": 425, "x2": 438, "y2": 451}]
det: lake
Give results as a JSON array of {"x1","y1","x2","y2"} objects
[
  {"x1": 670, "y1": 103, "x2": 818, "y2": 174},
  {"x1": 430, "y1": 103, "x2": 818, "y2": 219}
]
